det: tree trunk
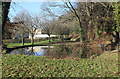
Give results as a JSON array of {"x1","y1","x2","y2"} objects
[
  {"x1": 106, "y1": 31, "x2": 119, "y2": 50},
  {"x1": 21, "y1": 34, "x2": 24, "y2": 45},
  {"x1": 79, "y1": 28, "x2": 84, "y2": 42},
  {"x1": 22, "y1": 38, "x2": 24, "y2": 45},
  {"x1": 2, "y1": 2, "x2": 11, "y2": 34},
  {"x1": 67, "y1": 2, "x2": 84, "y2": 42},
  {"x1": 60, "y1": 35, "x2": 64, "y2": 42},
  {"x1": 31, "y1": 37, "x2": 34, "y2": 45},
  {"x1": 0, "y1": 24, "x2": 2, "y2": 46},
  {"x1": 48, "y1": 35, "x2": 51, "y2": 43},
  {"x1": 95, "y1": 26, "x2": 99, "y2": 39},
  {"x1": 1, "y1": 2, "x2": 11, "y2": 51},
  {"x1": 31, "y1": 34, "x2": 34, "y2": 45},
  {"x1": 113, "y1": 31, "x2": 119, "y2": 46}
]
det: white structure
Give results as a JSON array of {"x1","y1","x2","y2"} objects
[{"x1": 29, "y1": 29, "x2": 56, "y2": 39}]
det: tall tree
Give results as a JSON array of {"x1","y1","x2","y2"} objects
[
  {"x1": 53, "y1": 16, "x2": 71, "y2": 41},
  {"x1": 1, "y1": 2, "x2": 11, "y2": 51},
  {"x1": 14, "y1": 11, "x2": 41, "y2": 45},
  {"x1": 113, "y1": 2, "x2": 120, "y2": 45},
  {"x1": 41, "y1": 19, "x2": 56, "y2": 42},
  {"x1": 2, "y1": 2, "x2": 11, "y2": 31},
  {"x1": 0, "y1": 2, "x2": 2, "y2": 46},
  {"x1": 105, "y1": 2, "x2": 120, "y2": 50},
  {"x1": 63, "y1": 1, "x2": 85, "y2": 42}
]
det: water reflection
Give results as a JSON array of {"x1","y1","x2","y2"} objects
[
  {"x1": 10, "y1": 45, "x2": 103, "y2": 59},
  {"x1": 44, "y1": 45, "x2": 72, "y2": 59}
]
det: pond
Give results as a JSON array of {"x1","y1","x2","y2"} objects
[{"x1": 9, "y1": 44, "x2": 104, "y2": 59}]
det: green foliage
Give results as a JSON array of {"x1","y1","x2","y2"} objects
[
  {"x1": 2, "y1": 52, "x2": 118, "y2": 77},
  {"x1": 113, "y1": 2, "x2": 120, "y2": 32}
]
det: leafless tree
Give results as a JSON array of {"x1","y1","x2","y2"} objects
[
  {"x1": 41, "y1": 18, "x2": 56, "y2": 43},
  {"x1": 14, "y1": 11, "x2": 41, "y2": 45},
  {"x1": 62, "y1": 1, "x2": 85, "y2": 42},
  {"x1": 54, "y1": 19, "x2": 71, "y2": 41}
]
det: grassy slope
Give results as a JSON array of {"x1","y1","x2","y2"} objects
[{"x1": 2, "y1": 51, "x2": 119, "y2": 77}]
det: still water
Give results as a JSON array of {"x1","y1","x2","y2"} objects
[{"x1": 10, "y1": 45, "x2": 103, "y2": 59}]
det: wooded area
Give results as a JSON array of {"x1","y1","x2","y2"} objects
[
  {"x1": 2, "y1": 2, "x2": 120, "y2": 51},
  {"x1": 1, "y1": 1, "x2": 120, "y2": 77}
]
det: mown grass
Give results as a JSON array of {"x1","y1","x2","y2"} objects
[
  {"x1": 5, "y1": 39, "x2": 62, "y2": 48},
  {"x1": 2, "y1": 51, "x2": 119, "y2": 77}
]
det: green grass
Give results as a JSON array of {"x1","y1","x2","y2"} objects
[
  {"x1": 2, "y1": 51, "x2": 119, "y2": 77},
  {"x1": 5, "y1": 39, "x2": 62, "y2": 48}
]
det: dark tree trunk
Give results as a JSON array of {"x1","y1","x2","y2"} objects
[
  {"x1": 31, "y1": 37, "x2": 34, "y2": 45},
  {"x1": 22, "y1": 38, "x2": 24, "y2": 45},
  {"x1": 48, "y1": 35, "x2": 51, "y2": 43},
  {"x1": 60, "y1": 35, "x2": 64, "y2": 42},
  {"x1": 106, "y1": 31, "x2": 119, "y2": 51},
  {"x1": 66, "y1": 2, "x2": 84, "y2": 42},
  {"x1": 2, "y1": 2, "x2": 11, "y2": 36},
  {"x1": 21, "y1": 34, "x2": 24, "y2": 45},
  {"x1": 114, "y1": 31, "x2": 119, "y2": 44},
  {"x1": 1, "y1": 2, "x2": 11, "y2": 51},
  {"x1": 31, "y1": 34, "x2": 34, "y2": 45}
]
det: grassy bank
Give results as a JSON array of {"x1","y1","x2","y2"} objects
[
  {"x1": 2, "y1": 51, "x2": 119, "y2": 77},
  {"x1": 5, "y1": 39, "x2": 62, "y2": 48}
]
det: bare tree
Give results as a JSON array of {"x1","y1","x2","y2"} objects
[
  {"x1": 41, "y1": 18, "x2": 56, "y2": 43},
  {"x1": 62, "y1": 1, "x2": 85, "y2": 42},
  {"x1": 14, "y1": 11, "x2": 41, "y2": 45},
  {"x1": 40, "y1": 2, "x2": 64, "y2": 43},
  {"x1": 40, "y1": 2, "x2": 73, "y2": 42},
  {"x1": 42, "y1": 1, "x2": 86, "y2": 42},
  {"x1": 54, "y1": 20, "x2": 71, "y2": 41}
]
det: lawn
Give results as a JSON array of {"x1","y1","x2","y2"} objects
[
  {"x1": 2, "y1": 51, "x2": 119, "y2": 77},
  {"x1": 5, "y1": 39, "x2": 62, "y2": 48}
]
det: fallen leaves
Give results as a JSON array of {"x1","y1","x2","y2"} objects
[{"x1": 2, "y1": 54, "x2": 118, "y2": 77}]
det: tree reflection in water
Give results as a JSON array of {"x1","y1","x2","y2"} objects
[
  {"x1": 44, "y1": 45, "x2": 72, "y2": 59},
  {"x1": 10, "y1": 47, "x2": 34, "y2": 55},
  {"x1": 44, "y1": 44, "x2": 103, "y2": 59},
  {"x1": 10, "y1": 44, "x2": 103, "y2": 59}
]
